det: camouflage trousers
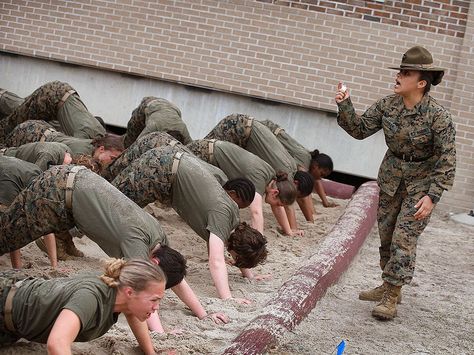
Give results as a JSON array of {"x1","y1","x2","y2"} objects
[
  {"x1": 186, "y1": 139, "x2": 213, "y2": 164},
  {"x1": 106, "y1": 131, "x2": 190, "y2": 181},
  {"x1": 0, "y1": 89, "x2": 24, "y2": 121},
  {"x1": 204, "y1": 113, "x2": 252, "y2": 148},
  {"x1": 5, "y1": 120, "x2": 55, "y2": 147},
  {"x1": 0, "y1": 270, "x2": 26, "y2": 345},
  {"x1": 0, "y1": 166, "x2": 77, "y2": 255},
  {"x1": 123, "y1": 96, "x2": 157, "y2": 148},
  {"x1": 377, "y1": 180, "x2": 431, "y2": 286},
  {"x1": 112, "y1": 145, "x2": 184, "y2": 207},
  {"x1": 0, "y1": 81, "x2": 104, "y2": 143}
]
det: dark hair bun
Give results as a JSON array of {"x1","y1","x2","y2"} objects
[
  {"x1": 275, "y1": 171, "x2": 289, "y2": 182},
  {"x1": 310, "y1": 149, "x2": 320, "y2": 158}
]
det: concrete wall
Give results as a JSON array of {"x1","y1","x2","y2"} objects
[{"x1": 0, "y1": 52, "x2": 386, "y2": 178}]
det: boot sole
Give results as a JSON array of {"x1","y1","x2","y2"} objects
[{"x1": 372, "y1": 309, "x2": 397, "y2": 320}]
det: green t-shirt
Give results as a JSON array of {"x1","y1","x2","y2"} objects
[
  {"x1": 0, "y1": 90, "x2": 24, "y2": 119},
  {"x1": 172, "y1": 154, "x2": 239, "y2": 243},
  {"x1": 4, "y1": 142, "x2": 71, "y2": 171},
  {"x1": 72, "y1": 169, "x2": 168, "y2": 259},
  {"x1": 246, "y1": 120, "x2": 298, "y2": 179},
  {"x1": 49, "y1": 134, "x2": 94, "y2": 155},
  {"x1": 213, "y1": 140, "x2": 275, "y2": 195},
  {"x1": 12, "y1": 275, "x2": 118, "y2": 343},
  {"x1": 0, "y1": 156, "x2": 41, "y2": 206},
  {"x1": 141, "y1": 98, "x2": 192, "y2": 144},
  {"x1": 259, "y1": 120, "x2": 311, "y2": 169}
]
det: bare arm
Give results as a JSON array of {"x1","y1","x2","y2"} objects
[
  {"x1": 126, "y1": 314, "x2": 156, "y2": 355},
  {"x1": 47, "y1": 309, "x2": 81, "y2": 355},
  {"x1": 9, "y1": 249, "x2": 22, "y2": 269},
  {"x1": 146, "y1": 311, "x2": 165, "y2": 333},
  {"x1": 284, "y1": 205, "x2": 304, "y2": 236},
  {"x1": 44, "y1": 233, "x2": 58, "y2": 268},
  {"x1": 296, "y1": 195, "x2": 315, "y2": 222},
  {"x1": 249, "y1": 192, "x2": 264, "y2": 233},
  {"x1": 208, "y1": 233, "x2": 232, "y2": 300},
  {"x1": 172, "y1": 278, "x2": 207, "y2": 319},
  {"x1": 271, "y1": 205, "x2": 292, "y2": 235},
  {"x1": 313, "y1": 180, "x2": 337, "y2": 207}
]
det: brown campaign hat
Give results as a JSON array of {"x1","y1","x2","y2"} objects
[{"x1": 389, "y1": 46, "x2": 444, "y2": 85}]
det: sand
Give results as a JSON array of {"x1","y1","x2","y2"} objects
[{"x1": 1, "y1": 195, "x2": 473, "y2": 355}]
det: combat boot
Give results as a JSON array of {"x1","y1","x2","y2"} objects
[
  {"x1": 371, "y1": 283, "x2": 402, "y2": 320},
  {"x1": 35, "y1": 237, "x2": 68, "y2": 261},
  {"x1": 56, "y1": 231, "x2": 84, "y2": 257},
  {"x1": 359, "y1": 282, "x2": 402, "y2": 303}
]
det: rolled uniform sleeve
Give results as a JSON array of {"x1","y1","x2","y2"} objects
[
  {"x1": 337, "y1": 97, "x2": 384, "y2": 139},
  {"x1": 427, "y1": 110, "x2": 456, "y2": 202}
]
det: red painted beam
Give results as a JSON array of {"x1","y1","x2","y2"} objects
[
  {"x1": 321, "y1": 179, "x2": 357, "y2": 200},
  {"x1": 222, "y1": 181, "x2": 380, "y2": 355}
]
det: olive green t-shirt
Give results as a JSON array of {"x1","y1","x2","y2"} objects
[
  {"x1": 49, "y1": 135, "x2": 94, "y2": 155},
  {"x1": 4, "y1": 142, "x2": 71, "y2": 171},
  {"x1": 259, "y1": 120, "x2": 311, "y2": 169},
  {"x1": 72, "y1": 169, "x2": 168, "y2": 259},
  {"x1": 0, "y1": 90, "x2": 23, "y2": 119},
  {"x1": 246, "y1": 120, "x2": 298, "y2": 179},
  {"x1": 213, "y1": 140, "x2": 275, "y2": 195},
  {"x1": 0, "y1": 156, "x2": 41, "y2": 206},
  {"x1": 172, "y1": 154, "x2": 239, "y2": 243},
  {"x1": 141, "y1": 98, "x2": 193, "y2": 144},
  {"x1": 12, "y1": 275, "x2": 118, "y2": 343}
]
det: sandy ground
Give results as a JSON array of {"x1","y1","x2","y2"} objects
[{"x1": 1, "y1": 195, "x2": 473, "y2": 354}]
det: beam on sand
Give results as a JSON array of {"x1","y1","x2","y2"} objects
[{"x1": 222, "y1": 181, "x2": 379, "y2": 355}]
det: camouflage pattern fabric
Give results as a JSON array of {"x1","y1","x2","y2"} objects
[
  {"x1": 112, "y1": 145, "x2": 185, "y2": 207},
  {"x1": 378, "y1": 180, "x2": 430, "y2": 286},
  {"x1": 204, "y1": 113, "x2": 253, "y2": 148},
  {"x1": 337, "y1": 94, "x2": 456, "y2": 286},
  {"x1": 186, "y1": 139, "x2": 213, "y2": 164},
  {"x1": 122, "y1": 97, "x2": 192, "y2": 148},
  {"x1": 0, "y1": 165, "x2": 77, "y2": 255},
  {"x1": 0, "y1": 81, "x2": 74, "y2": 143},
  {"x1": 5, "y1": 120, "x2": 54, "y2": 147},
  {"x1": 106, "y1": 131, "x2": 191, "y2": 181},
  {"x1": 0, "y1": 81, "x2": 103, "y2": 143}
]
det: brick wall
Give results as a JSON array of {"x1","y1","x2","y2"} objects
[{"x1": 0, "y1": 0, "x2": 473, "y2": 211}]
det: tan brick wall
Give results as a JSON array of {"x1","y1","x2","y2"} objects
[{"x1": 0, "y1": 0, "x2": 473, "y2": 211}]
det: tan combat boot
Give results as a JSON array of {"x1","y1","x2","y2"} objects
[
  {"x1": 35, "y1": 237, "x2": 68, "y2": 261},
  {"x1": 56, "y1": 231, "x2": 84, "y2": 257},
  {"x1": 359, "y1": 282, "x2": 402, "y2": 304},
  {"x1": 371, "y1": 283, "x2": 402, "y2": 320}
]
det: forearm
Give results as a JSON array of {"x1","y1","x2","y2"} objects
[
  {"x1": 296, "y1": 196, "x2": 314, "y2": 222},
  {"x1": 240, "y1": 267, "x2": 254, "y2": 279},
  {"x1": 126, "y1": 314, "x2": 156, "y2": 355},
  {"x1": 337, "y1": 97, "x2": 382, "y2": 139},
  {"x1": 249, "y1": 193, "x2": 264, "y2": 233},
  {"x1": 284, "y1": 205, "x2": 298, "y2": 230},
  {"x1": 209, "y1": 257, "x2": 232, "y2": 299},
  {"x1": 44, "y1": 233, "x2": 58, "y2": 268},
  {"x1": 146, "y1": 311, "x2": 165, "y2": 333},
  {"x1": 172, "y1": 279, "x2": 207, "y2": 319},
  {"x1": 271, "y1": 205, "x2": 292, "y2": 235},
  {"x1": 314, "y1": 180, "x2": 331, "y2": 207}
]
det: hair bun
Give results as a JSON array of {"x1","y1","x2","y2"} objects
[
  {"x1": 310, "y1": 149, "x2": 320, "y2": 158},
  {"x1": 275, "y1": 171, "x2": 289, "y2": 182}
]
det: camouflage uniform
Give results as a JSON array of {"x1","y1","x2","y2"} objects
[
  {"x1": 205, "y1": 113, "x2": 253, "y2": 147},
  {"x1": 337, "y1": 94, "x2": 456, "y2": 286},
  {"x1": 122, "y1": 97, "x2": 192, "y2": 148},
  {"x1": 2, "y1": 142, "x2": 71, "y2": 171},
  {"x1": 6, "y1": 120, "x2": 94, "y2": 156},
  {"x1": 111, "y1": 145, "x2": 182, "y2": 207},
  {"x1": 4, "y1": 120, "x2": 54, "y2": 147},
  {"x1": 106, "y1": 131, "x2": 191, "y2": 181},
  {"x1": 0, "y1": 81, "x2": 105, "y2": 143},
  {"x1": 0, "y1": 89, "x2": 24, "y2": 120}
]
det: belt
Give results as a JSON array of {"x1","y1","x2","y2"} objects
[
  {"x1": 244, "y1": 117, "x2": 253, "y2": 138},
  {"x1": 208, "y1": 139, "x2": 216, "y2": 164},
  {"x1": 4, "y1": 286, "x2": 17, "y2": 333},
  {"x1": 0, "y1": 148, "x2": 6, "y2": 156},
  {"x1": 0, "y1": 89, "x2": 6, "y2": 99},
  {"x1": 169, "y1": 140, "x2": 178, "y2": 147},
  {"x1": 65, "y1": 166, "x2": 85, "y2": 209},
  {"x1": 273, "y1": 127, "x2": 284, "y2": 136},
  {"x1": 393, "y1": 152, "x2": 430, "y2": 163},
  {"x1": 171, "y1": 151, "x2": 183, "y2": 183},
  {"x1": 57, "y1": 89, "x2": 76, "y2": 110},
  {"x1": 39, "y1": 128, "x2": 56, "y2": 143}
]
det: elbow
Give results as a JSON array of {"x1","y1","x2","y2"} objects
[{"x1": 47, "y1": 338, "x2": 70, "y2": 355}]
